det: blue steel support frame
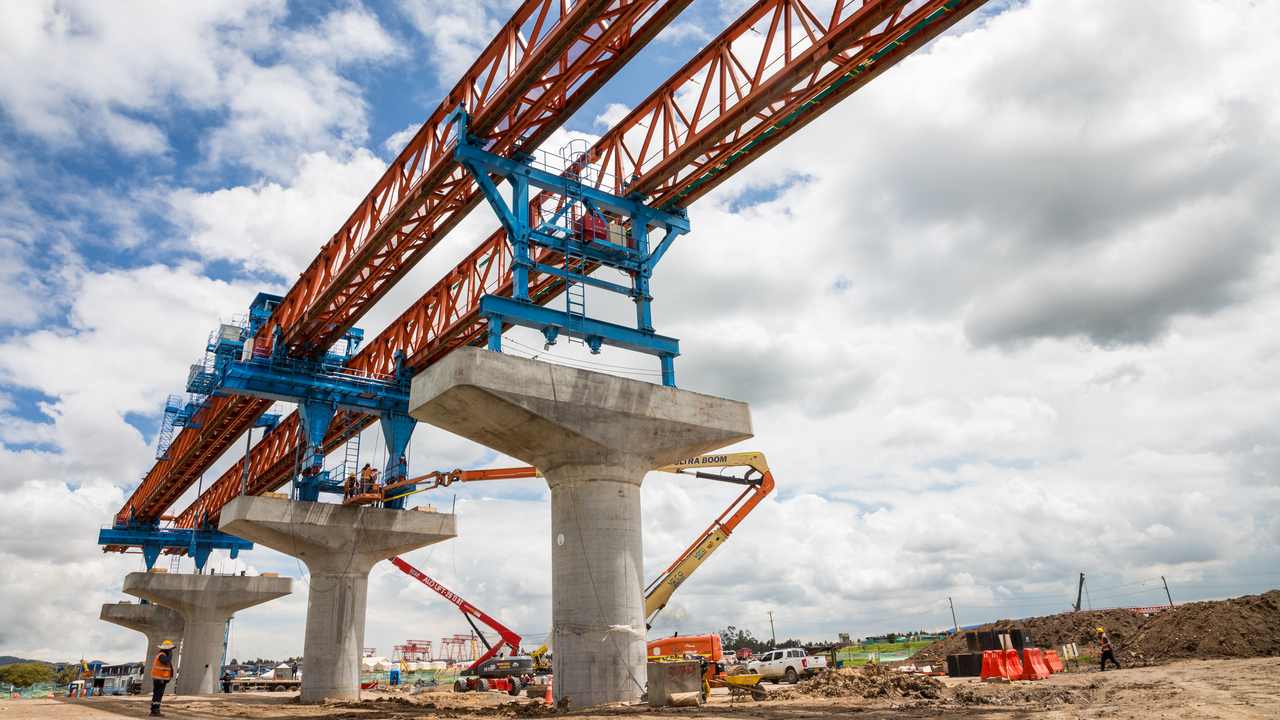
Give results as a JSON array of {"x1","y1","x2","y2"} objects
[
  {"x1": 447, "y1": 106, "x2": 689, "y2": 387},
  {"x1": 97, "y1": 526, "x2": 253, "y2": 572}
]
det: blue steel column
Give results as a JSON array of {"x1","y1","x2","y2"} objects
[
  {"x1": 631, "y1": 222, "x2": 654, "y2": 333},
  {"x1": 512, "y1": 173, "x2": 531, "y2": 302},
  {"x1": 380, "y1": 411, "x2": 417, "y2": 509},
  {"x1": 295, "y1": 399, "x2": 336, "y2": 502}
]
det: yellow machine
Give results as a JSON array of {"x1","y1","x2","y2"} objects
[{"x1": 644, "y1": 452, "x2": 773, "y2": 628}]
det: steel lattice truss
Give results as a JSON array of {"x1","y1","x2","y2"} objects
[
  {"x1": 114, "y1": 0, "x2": 694, "y2": 528},
  {"x1": 264, "y1": 0, "x2": 694, "y2": 359},
  {"x1": 149, "y1": 0, "x2": 988, "y2": 536}
]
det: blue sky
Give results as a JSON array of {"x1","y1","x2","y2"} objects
[{"x1": 2, "y1": 0, "x2": 1279, "y2": 664}]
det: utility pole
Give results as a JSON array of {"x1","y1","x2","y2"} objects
[
  {"x1": 1162, "y1": 576, "x2": 1174, "y2": 608},
  {"x1": 1072, "y1": 573, "x2": 1085, "y2": 612},
  {"x1": 948, "y1": 597, "x2": 959, "y2": 634},
  {"x1": 768, "y1": 611, "x2": 776, "y2": 647}
]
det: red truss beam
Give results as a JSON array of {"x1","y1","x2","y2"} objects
[
  {"x1": 263, "y1": 0, "x2": 695, "y2": 359},
  {"x1": 118, "y1": 0, "x2": 694, "y2": 527},
  {"x1": 584, "y1": 0, "x2": 986, "y2": 207},
  {"x1": 113, "y1": 395, "x2": 272, "y2": 529},
  {"x1": 164, "y1": 0, "x2": 987, "y2": 533}
]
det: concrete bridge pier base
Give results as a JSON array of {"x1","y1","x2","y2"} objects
[
  {"x1": 100, "y1": 601, "x2": 185, "y2": 696},
  {"x1": 123, "y1": 572, "x2": 293, "y2": 695},
  {"x1": 407, "y1": 347, "x2": 753, "y2": 708},
  {"x1": 220, "y1": 496, "x2": 456, "y2": 702}
]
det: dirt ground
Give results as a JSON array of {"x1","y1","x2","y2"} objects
[{"x1": 7, "y1": 657, "x2": 1278, "y2": 720}]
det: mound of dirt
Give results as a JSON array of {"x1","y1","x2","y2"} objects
[
  {"x1": 1131, "y1": 589, "x2": 1280, "y2": 661},
  {"x1": 909, "y1": 590, "x2": 1280, "y2": 667},
  {"x1": 772, "y1": 662, "x2": 946, "y2": 700}
]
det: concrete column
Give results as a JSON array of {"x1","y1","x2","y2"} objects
[
  {"x1": 408, "y1": 347, "x2": 752, "y2": 707},
  {"x1": 219, "y1": 496, "x2": 456, "y2": 702},
  {"x1": 99, "y1": 601, "x2": 185, "y2": 696},
  {"x1": 123, "y1": 572, "x2": 293, "y2": 695}
]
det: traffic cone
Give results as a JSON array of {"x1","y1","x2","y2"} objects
[{"x1": 544, "y1": 678, "x2": 553, "y2": 705}]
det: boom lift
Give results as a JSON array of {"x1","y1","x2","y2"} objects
[
  {"x1": 643, "y1": 452, "x2": 773, "y2": 628},
  {"x1": 390, "y1": 557, "x2": 532, "y2": 694},
  {"x1": 388, "y1": 452, "x2": 774, "y2": 640}
]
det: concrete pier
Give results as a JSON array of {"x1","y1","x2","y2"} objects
[
  {"x1": 100, "y1": 601, "x2": 185, "y2": 696},
  {"x1": 123, "y1": 572, "x2": 293, "y2": 695},
  {"x1": 408, "y1": 347, "x2": 752, "y2": 707},
  {"x1": 220, "y1": 496, "x2": 456, "y2": 702}
]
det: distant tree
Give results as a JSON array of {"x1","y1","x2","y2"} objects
[
  {"x1": 229, "y1": 658, "x2": 238, "y2": 665},
  {"x1": 0, "y1": 663, "x2": 54, "y2": 687},
  {"x1": 55, "y1": 665, "x2": 80, "y2": 685}
]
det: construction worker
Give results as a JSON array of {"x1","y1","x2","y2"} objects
[
  {"x1": 1097, "y1": 628, "x2": 1121, "y2": 671},
  {"x1": 150, "y1": 640, "x2": 175, "y2": 716}
]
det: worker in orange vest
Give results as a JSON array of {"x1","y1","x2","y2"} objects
[
  {"x1": 150, "y1": 640, "x2": 175, "y2": 716},
  {"x1": 1097, "y1": 628, "x2": 1121, "y2": 671}
]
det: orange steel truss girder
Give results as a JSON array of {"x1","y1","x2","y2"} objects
[
  {"x1": 581, "y1": 0, "x2": 984, "y2": 206},
  {"x1": 120, "y1": 0, "x2": 692, "y2": 527},
  {"x1": 162, "y1": 0, "x2": 987, "y2": 534},
  {"x1": 114, "y1": 395, "x2": 272, "y2": 528},
  {"x1": 264, "y1": 0, "x2": 694, "y2": 359}
]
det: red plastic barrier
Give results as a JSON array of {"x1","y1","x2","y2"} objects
[
  {"x1": 1019, "y1": 649, "x2": 1049, "y2": 680},
  {"x1": 1044, "y1": 650, "x2": 1065, "y2": 673},
  {"x1": 980, "y1": 650, "x2": 1008, "y2": 681},
  {"x1": 1004, "y1": 649, "x2": 1024, "y2": 680}
]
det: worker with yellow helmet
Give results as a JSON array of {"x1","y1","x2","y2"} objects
[
  {"x1": 1097, "y1": 628, "x2": 1121, "y2": 671},
  {"x1": 150, "y1": 640, "x2": 176, "y2": 715}
]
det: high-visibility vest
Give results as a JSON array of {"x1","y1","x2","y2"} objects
[
  {"x1": 152, "y1": 651, "x2": 173, "y2": 679},
  {"x1": 1100, "y1": 634, "x2": 1112, "y2": 652}
]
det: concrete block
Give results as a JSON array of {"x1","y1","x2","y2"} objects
[{"x1": 647, "y1": 661, "x2": 703, "y2": 707}]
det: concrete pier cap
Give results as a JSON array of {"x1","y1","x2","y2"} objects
[
  {"x1": 220, "y1": 495, "x2": 456, "y2": 702},
  {"x1": 100, "y1": 601, "x2": 185, "y2": 696},
  {"x1": 123, "y1": 572, "x2": 292, "y2": 695},
  {"x1": 408, "y1": 347, "x2": 753, "y2": 707}
]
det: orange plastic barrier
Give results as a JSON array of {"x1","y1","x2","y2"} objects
[
  {"x1": 1019, "y1": 649, "x2": 1049, "y2": 680},
  {"x1": 1044, "y1": 650, "x2": 1065, "y2": 673},
  {"x1": 980, "y1": 650, "x2": 1007, "y2": 681},
  {"x1": 1004, "y1": 650, "x2": 1025, "y2": 680}
]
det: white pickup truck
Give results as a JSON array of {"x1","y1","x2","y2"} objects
[{"x1": 747, "y1": 648, "x2": 828, "y2": 684}]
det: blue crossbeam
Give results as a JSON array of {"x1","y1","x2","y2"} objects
[
  {"x1": 98, "y1": 526, "x2": 254, "y2": 571},
  {"x1": 218, "y1": 358, "x2": 409, "y2": 415},
  {"x1": 479, "y1": 295, "x2": 679, "y2": 357}
]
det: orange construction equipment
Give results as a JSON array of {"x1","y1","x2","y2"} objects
[{"x1": 379, "y1": 452, "x2": 774, "y2": 631}]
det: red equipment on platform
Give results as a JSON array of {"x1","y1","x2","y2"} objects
[{"x1": 390, "y1": 557, "x2": 521, "y2": 672}]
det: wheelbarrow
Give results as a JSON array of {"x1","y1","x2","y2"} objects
[{"x1": 716, "y1": 673, "x2": 767, "y2": 702}]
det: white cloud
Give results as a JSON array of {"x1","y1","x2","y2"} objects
[
  {"x1": 171, "y1": 150, "x2": 390, "y2": 278},
  {"x1": 0, "y1": 0, "x2": 400, "y2": 175}
]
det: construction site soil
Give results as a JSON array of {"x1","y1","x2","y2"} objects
[
  {"x1": 10, "y1": 658, "x2": 1279, "y2": 720},
  {"x1": 10, "y1": 592, "x2": 1277, "y2": 720},
  {"x1": 910, "y1": 589, "x2": 1280, "y2": 667}
]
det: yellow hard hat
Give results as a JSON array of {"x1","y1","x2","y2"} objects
[
  {"x1": 1096, "y1": 628, "x2": 1104, "y2": 633},
  {"x1": 159, "y1": 640, "x2": 175, "y2": 649}
]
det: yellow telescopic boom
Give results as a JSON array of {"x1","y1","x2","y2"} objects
[{"x1": 644, "y1": 452, "x2": 774, "y2": 627}]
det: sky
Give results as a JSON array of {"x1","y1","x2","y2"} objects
[{"x1": 2, "y1": 0, "x2": 1279, "y2": 665}]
